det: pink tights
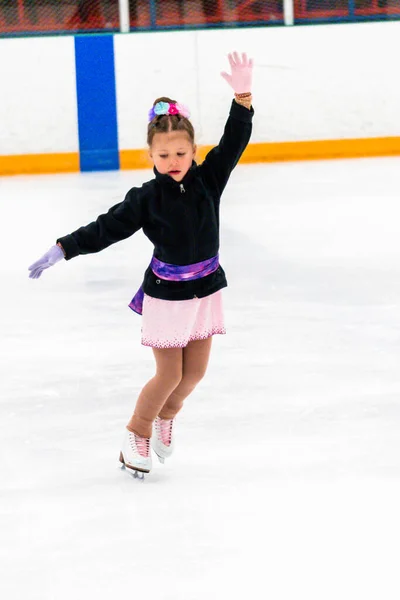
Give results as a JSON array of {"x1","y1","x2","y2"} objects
[{"x1": 127, "y1": 337, "x2": 212, "y2": 438}]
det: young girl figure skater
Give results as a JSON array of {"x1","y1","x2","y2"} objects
[{"x1": 28, "y1": 52, "x2": 254, "y2": 478}]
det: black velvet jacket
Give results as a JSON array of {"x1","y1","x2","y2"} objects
[{"x1": 57, "y1": 100, "x2": 254, "y2": 301}]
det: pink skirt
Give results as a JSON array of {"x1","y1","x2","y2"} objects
[{"x1": 141, "y1": 290, "x2": 226, "y2": 348}]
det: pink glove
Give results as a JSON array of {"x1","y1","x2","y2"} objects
[
  {"x1": 221, "y1": 51, "x2": 253, "y2": 94},
  {"x1": 28, "y1": 244, "x2": 64, "y2": 279}
]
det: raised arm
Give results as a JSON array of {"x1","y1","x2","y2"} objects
[{"x1": 199, "y1": 52, "x2": 254, "y2": 196}]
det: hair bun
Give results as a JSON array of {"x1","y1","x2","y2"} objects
[
  {"x1": 147, "y1": 99, "x2": 194, "y2": 146},
  {"x1": 153, "y1": 96, "x2": 176, "y2": 106}
]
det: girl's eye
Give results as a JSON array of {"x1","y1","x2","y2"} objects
[
  {"x1": 159, "y1": 155, "x2": 168, "y2": 159},
  {"x1": 177, "y1": 153, "x2": 186, "y2": 157}
]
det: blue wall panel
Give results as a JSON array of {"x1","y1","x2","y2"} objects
[{"x1": 74, "y1": 35, "x2": 119, "y2": 172}]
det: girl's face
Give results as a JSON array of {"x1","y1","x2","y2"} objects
[{"x1": 149, "y1": 131, "x2": 196, "y2": 182}]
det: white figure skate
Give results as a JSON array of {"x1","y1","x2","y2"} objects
[
  {"x1": 151, "y1": 416, "x2": 175, "y2": 464},
  {"x1": 119, "y1": 429, "x2": 152, "y2": 480}
]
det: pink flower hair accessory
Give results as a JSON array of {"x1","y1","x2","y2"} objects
[
  {"x1": 175, "y1": 102, "x2": 190, "y2": 118},
  {"x1": 167, "y1": 104, "x2": 179, "y2": 115},
  {"x1": 148, "y1": 101, "x2": 191, "y2": 122}
]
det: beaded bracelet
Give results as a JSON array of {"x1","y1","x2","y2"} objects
[
  {"x1": 235, "y1": 92, "x2": 252, "y2": 99},
  {"x1": 234, "y1": 94, "x2": 252, "y2": 110}
]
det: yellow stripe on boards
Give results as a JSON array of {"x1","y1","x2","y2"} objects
[
  {"x1": 119, "y1": 149, "x2": 152, "y2": 170},
  {"x1": 2, "y1": 137, "x2": 400, "y2": 176},
  {"x1": 121, "y1": 137, "x2": 400, "y2": 170},
  {"x1": 198, "y1": 137, "x2": 400, "y2": 164},
  {"x1": 0, "y1": 153, "x2": 80, "y2": 176}
]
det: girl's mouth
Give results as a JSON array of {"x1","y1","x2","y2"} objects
[{"x1": 168, "y1": 170, "x2": 181, "y2": 175}]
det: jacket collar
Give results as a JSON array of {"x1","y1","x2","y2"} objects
[{"x1": 153, "y1": 161, "x2": 197, "y2": 189}]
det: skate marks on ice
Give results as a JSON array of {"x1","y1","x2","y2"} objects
[{"x1": 3, "y1": 162, "x2": 400, "y2": 598}]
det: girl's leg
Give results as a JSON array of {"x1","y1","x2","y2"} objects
[
  {"x1": 158, "y1": 337, "x2": 212, "y2": 420},
  {"x1": 127, "y1": 347, "x2": 183, "y2": 438}
]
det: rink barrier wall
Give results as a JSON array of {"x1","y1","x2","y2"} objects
[
  {"x1": 2, "y1": 22, "x2": 400, "y2": 176},
  {"x1": 2, "y1": 137, "x2": 400, "y2": 176}
]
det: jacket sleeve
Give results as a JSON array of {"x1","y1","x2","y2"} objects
[
  {"x1": 198, "y1": 99, "x2": 254, "y2": 197},
  {"x1": 56, "y1": 186, "x2": 144, "y2": 260}
]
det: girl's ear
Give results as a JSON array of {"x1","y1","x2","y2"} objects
[
  {"x1": 193, "y1": 144, "x2": 197, "y2": 156},
  {"x1": 148, "y1": 148, "x2": 153, "y2": 161}
]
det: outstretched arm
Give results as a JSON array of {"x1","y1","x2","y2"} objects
[
  {"x1": 56, "y1": 187, "x2": 144, "y2": 260},
  {"x1": 199, "y1": 52, "x2": 254, "y2": 196},
  {"x1": 28, "y1": 187, "x2": 144, "y2": 279}
]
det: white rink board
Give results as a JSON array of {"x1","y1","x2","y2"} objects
[
  {"x1": 0, "y1": 36, "x2": 78, "y2": 155},
  {"x1": 1, "y1": 20, "x2": 400, "y2": 155},
  {"x1": 195, "y1": 21, "x2": 400, "y2": 144},
  {"x1": 115, "y1": 20, "x2": 400, "y2": 148}
]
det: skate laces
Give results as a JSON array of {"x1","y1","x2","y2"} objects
[
  {"x1": 130, "y1": 433, "x2": 150, "y2": 457},
  {"x1": 156, "y1": 417, "x2": 174, "y2": 447}
]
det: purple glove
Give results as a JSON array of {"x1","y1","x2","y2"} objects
[
  {"x1": 221, "y1": 51, "x2": 253, "y2": 94},
  {"x1": 28, "y1": 244, "x2": 65, "y2": 279}
]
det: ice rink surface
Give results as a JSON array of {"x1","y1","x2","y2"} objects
[{"x1": 1, "y1": 158, "x2": 400, "y2": 599}]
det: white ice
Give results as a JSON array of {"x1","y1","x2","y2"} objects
[{"x1": 1, "y1": 158, "x2": 400, "y2": 599}]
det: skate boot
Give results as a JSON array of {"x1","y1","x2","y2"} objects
[
  {"x1": 119, "y1": 429, "x2": 152, "y2": 479},
  {"x1": 151, "y1": 416, "x2": 175, "y2": 464}
]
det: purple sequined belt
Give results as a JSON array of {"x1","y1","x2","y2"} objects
[{"x1": 128, "y1": 254, "x2": 220, "y2": 315}]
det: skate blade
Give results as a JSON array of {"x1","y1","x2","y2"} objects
[
  {"x1": 127, "y1": 468, "x2": 145, "y2": 481},
  {"x1": 118, "y1": 452, "x2": 149, "y2": 480}
]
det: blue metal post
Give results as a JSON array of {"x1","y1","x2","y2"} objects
[
  {"x1": 348, "y1": 0, "x2": 356, "y2": 20},
  {"x1": 149, "y1": 0, "x2": 157, "y2": 29}
]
